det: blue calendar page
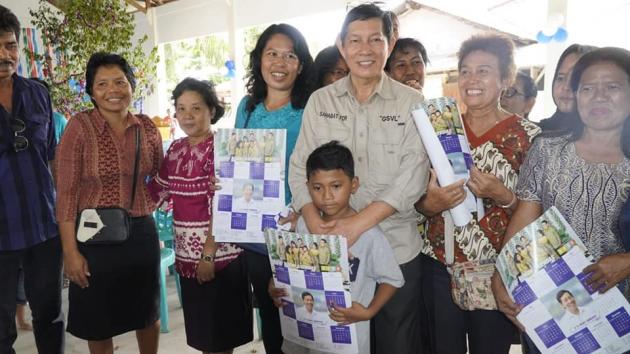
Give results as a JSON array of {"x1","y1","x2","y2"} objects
[
  {"x1": 213, "y1": 128, "x2": 286, "y2": 243},
  {"x1": 497, "y1": 207, "x2": 630, "y2": 354},
  {"x1": 264, "y1": 229, "x2": 359, "y2": 354}
]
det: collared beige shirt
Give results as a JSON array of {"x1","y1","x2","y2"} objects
[{"x1": 289, "y1": 74, "x2": 430, "y2": 264}]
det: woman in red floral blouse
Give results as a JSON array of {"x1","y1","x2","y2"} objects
[{"x1": 415, "y1": 34, "x2": 540, "y2": 354}]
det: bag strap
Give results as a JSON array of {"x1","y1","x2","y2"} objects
[
  {"x1": 129, "y1": 126, "x2": 141, "y2": 210},
  {"x1": 444, "y1": 211, "x2": 455, "y2": 266}
]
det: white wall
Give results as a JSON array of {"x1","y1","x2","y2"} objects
[
  {"x1": 152, "y1": 0, "x2": 348, "y2": 44},
  {"x1": 3, "y1": 0, "x2": 43, "y2": 27}
]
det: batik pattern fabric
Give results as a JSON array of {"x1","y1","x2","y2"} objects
[
  {"x1": 422, "y1": 115, "x2": 541, "y2": 264},
  {"x1": 148, "y1": 135, "x2": 242, "y2": 278},
  {"x1": 516, "y1": 136, "x2": 630, "y2": 263}
]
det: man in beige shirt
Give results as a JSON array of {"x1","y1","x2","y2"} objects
[{"x1": 288, "y1": 4, "x2": 430, "y2": 353}]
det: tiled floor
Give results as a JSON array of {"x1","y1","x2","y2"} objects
[
  {"x1": 13, "y1": 274, "x2": 522, "y2": 353},
  {"x1": 13, "y1": 275, "x2": 265, "y2": 354}
]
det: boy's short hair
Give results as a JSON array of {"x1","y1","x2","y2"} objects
[
  {"x1": 306, "y1": 140, "x2": 354, "y2": 179},
  {"x1": 302, "y1": 292, "x2": 314, "y2": 300}
]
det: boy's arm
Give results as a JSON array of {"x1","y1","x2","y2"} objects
[
  {"x1": 325, "y1": 97, "x2": 429, "y2": 246},
  {"x1": 329, "y1": 283, "x2": 398, "y2": 325}
]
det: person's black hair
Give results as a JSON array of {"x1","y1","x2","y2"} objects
[
  {"x1": 385, "y1": 37, "x2": 429, "y2": 71},
  {"x1": 515, "y1": 71, "x2": 537, "y2": 99},
  {"x1": 561, "y1": 47, "x2": 630, "y2": 158},
  {"x1": 552, "y1": 44, "x2": 597, "y2": 90},
  {"x1": 301, "y1": 292, "x2": 314, "y2": 300},
  {"x1": 172, "y1": 77, "x2": 224, "y2": 124},
  {"x1": 244, "y1": 23, "x2": 313, "y2": 116},
  {"x1": 85, "y1": 52, "x2": 136, "y2": 106},
  {"x1": 311, "y1": 46, "x2": 343, "y2": 90},
  {"x1": 538, "y1": 44, "x2": 597, "y2": 133},
  {"x1": 306, "y1": 140, "x2": 355, "y2": 179},
  {"x1": 340, "y1": 3, "x2": 392, "y2": 44},
  {"x1": 0, "y1": 5, "x2": 20, "y2": 42},
  {"x1": 458, "y1": 33, "x2": 516, "y2": 83},
  {"x1": 556, "y1": 289, "x2": 573, "y2": 303}
]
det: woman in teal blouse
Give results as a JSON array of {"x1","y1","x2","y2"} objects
[{"x1": 234, "y1": 23, "x2": 313, "y2": 354}]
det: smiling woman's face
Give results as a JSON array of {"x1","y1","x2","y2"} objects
[
  {"x1": 91, "y1": 65, "x2": 133, "y2": 114},
  {"x1": 458, "y1": 50, "x2": 506, "y2": 111},
  {"x1": 261, "y1": 33, "x2": 300, "y2": 94}
]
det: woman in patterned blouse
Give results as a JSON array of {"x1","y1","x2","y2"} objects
[
  {"x1": 56, "y1": 53, "x2": 163, "y2": 353},
  {"x1": 415, "y1": 34, "x2": 540, "y2": 354},
  {"x1": 493, "y1": 47, "x2": 630, "y2": 352},
  {"x1": 148, "y1": 78, "x2": 251, "y2": 353}
]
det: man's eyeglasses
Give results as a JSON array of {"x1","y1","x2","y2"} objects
[
  {"x1": 10, "y1": 117, "x2": 28, "y2": 152},
  {"x1": 502, "y1": 87, "x2": 525, "y2": 99}
]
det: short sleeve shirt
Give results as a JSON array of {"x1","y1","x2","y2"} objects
[
  {"x1": 289, "y1": 75, "x2": 430, "y2": 264},
  {"x1": 282, "y1": 217, "x2": 404, "y2": 354},
  {"x1": 516, "y1": 136, "x2": 630, "y2": 261}
]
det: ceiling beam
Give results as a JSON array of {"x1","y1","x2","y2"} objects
[{"x1": 124, "y1": 0, "x2": 146, "y2": 13}]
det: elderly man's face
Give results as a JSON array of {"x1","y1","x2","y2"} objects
[
  {"x1": 339, "y1": 18, "x2": 391, "y2": 83},
  {"x1": 0, "y1": 31, "x2": 19, "y2": 81}
]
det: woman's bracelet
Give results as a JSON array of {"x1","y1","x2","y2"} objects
[{"x1": 497, "y1": 190, "x2": 517, "y2": 209}]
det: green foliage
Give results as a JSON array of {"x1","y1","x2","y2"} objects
[
  {"x1": 27, "y1": 0, "x2": 157, "y2": 116},
  {"x1": 243, "y1": 26, "x2": 263, "y2": 70},
  {"x1": 163, "y1": 35, "x2": 230, "y2": 95},
  {"x1": 161, "y1": 25, "x2": 262, "y2": 109}
]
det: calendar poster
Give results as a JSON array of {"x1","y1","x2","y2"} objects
[
  {"x1": 265, "y1": 229, "x2": 358, "y2": 354},
  {"x1": 213, "y1": 128, "x2": 286, "y2": 243},
  {"x1": 413, "y1": 97, "x2": 481, "y2": 227},
  {"x1": 496, "y1": 207, "x2": 630, "y2": 354}
]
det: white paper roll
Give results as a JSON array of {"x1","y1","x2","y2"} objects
[{"x1": 411, "y1": 105, "x2": 472, "y2": 227}]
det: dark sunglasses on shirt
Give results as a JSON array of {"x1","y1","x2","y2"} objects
[{"x1": 9, "y1": 117, "x2": 29, "y2": 152}]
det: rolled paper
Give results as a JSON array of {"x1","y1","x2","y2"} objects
[{"x1": 411, "y1": 104, "x2": 473, "y2": 227}]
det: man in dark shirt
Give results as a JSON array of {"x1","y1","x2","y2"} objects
[{"x1": 0, "y1": 5, "x2": 64, "y2": 354}]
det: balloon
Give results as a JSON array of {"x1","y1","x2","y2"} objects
[
  {"x1": 553, "y1": 27, "x2": 568, "y2": 42},
  {"x1": 536, "y1": 31, "x2": 552, "y2": 43}
]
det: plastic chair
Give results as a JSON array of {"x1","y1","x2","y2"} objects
[
  {"x1": 154, "y1": 209, "x2": 182, "y2": 333},
  {"x1": 159, "y1": 247, "x2": 175, "y2": 333}
]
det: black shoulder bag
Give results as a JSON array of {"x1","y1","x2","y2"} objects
[{"x1": 76, "y1": 126, "x2": 141, "y2": 245}]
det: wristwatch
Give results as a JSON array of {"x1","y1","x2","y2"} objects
[{"x1": 201, "y1": 253, "x2": 215, "y2": 263}]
